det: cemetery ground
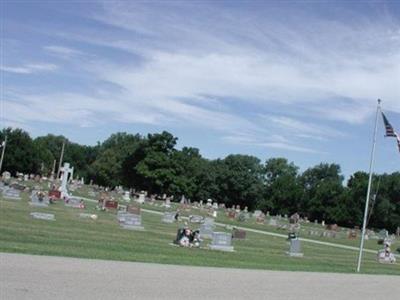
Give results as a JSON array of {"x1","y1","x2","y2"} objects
[{"x1": 0, "y1": 188, "x2": 399, "y2": 276}]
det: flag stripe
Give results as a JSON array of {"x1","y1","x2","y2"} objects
[{"x1": 382, "y1": 112, "x2": 397, "y2": 137}]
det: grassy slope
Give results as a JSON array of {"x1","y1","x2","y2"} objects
[{"x1": 0, "y1": 189, "x2": 399, "y2": 275}]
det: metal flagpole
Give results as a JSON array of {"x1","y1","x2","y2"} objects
[
  {"x1": 356, "y1": 99, "x2": 381, "y2": 272},
  {"x1": 0, "y1": 135, "x2": 7, "y2": 174}
]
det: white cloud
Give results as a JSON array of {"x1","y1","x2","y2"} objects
[
  {"x1": 1, "y1": 63, "x2": 58, "y2": 74},
  {"x1": 44, "y1": 45, "x2": 83, "y2": 58},
  {"x1": 5, "y1": 2, "x2": 400, "y2": 155}
]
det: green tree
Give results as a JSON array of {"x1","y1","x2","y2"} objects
[
  {"x1": 300, "y1": 163, "x2": 344, "y2": 222},
  {"x1": 0, "y1": 128, "x2": 39, "y2": 175},
  {"x1": 260, "y1": 158, "x2": 302, "y2": 215}
]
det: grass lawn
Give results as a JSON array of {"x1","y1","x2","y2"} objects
[{"x1": 0, "y1": 189, "x2": 399, "y2": 275}]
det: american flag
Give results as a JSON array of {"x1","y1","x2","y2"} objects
[{"x1": 382, "y1": 112, "x2": 396, "y2": 137}]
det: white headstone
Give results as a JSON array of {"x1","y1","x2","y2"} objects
[
  {"x1": 123, "y1": 191, "x2": 131, "y2": 202},
  {"x1": 2, "y1": 171, "x2": 11, "y2": 180},
  {"x1": 137, "y1": 192, "x2": 145, "y2": 204}
]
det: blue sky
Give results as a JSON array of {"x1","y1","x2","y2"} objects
[{"x1": 1, "y1": 0, "x2": 399, "y2": 178}]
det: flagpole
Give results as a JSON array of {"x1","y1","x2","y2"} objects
[
  {"x1": 0, "y1": 135, "x2": 7, "y2": 174},
  {"x1": 356, "y1": 99, "x2": 381, "y2": 272}
]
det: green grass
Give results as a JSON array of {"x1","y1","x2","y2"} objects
[{"x1": 0, "y1": 189, "x2": 399, "y2": 275}]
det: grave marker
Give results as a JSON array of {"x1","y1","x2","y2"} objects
[
  {"x1": 287, "y1": 238, "x2": 303, "y2": 257},
  {"x1": 30, "y1": 191, "x2": 49, "y2": 207},
  {"x1": 30, "y1": 212, "x2": 55, "y2": 221},
  {"x1": 162, "y1": 211, "x2": 176, "y2": 223},
  {"x1": 209, "y1": 232, "x2": 234, "y2": 252},
  {"x1": 2, "y1": 187, "x2": 21, "y2": 200}
]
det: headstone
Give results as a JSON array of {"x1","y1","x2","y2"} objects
[
  {"x1": 137, "y1": 192, "x2": 145, "y2": 204},
  {"x1": 127, "y1": 205, "x2": 140, "y2": 215},
  {"x1": 2, "y1": 187, "x2": 21, "y2": 200},
  {"x1": 287, "y1": 238, "x2": 303, "y2": 257},
  {"x1": 123, "y1": 191, "x2": 131, "y2": 202},
  {"x1": 118, "y1": 212, "x2": 144, "y2": 230},
  {"x1": 30, "y1": 191, "x2": 49, "y2": 207},
  {"x1": 232, "y1": 229, "x2": 246, "y2": 239},
  {"x1": 162, "y1": 211, "x2": 176, "y2": 223},
  {"x1": 30, "y1": 212, "x2": 55, "y2": 221},
  {"x1": 209, "y1": 232, "x2": 234, "y2": 252},
  {"x1": 228, "y1": 211, "x2": 236, "y2": 220},
  {"x1": 104, "y1": 200, "x2": 118, "y2": 210},
  {"x1": 212, "y1": 202, "x2": 218, "y2": 210},
  {"x1": 268, "y1": 218, "x2": 278, "y2": 226},
  {"x1": 253, "y1": 210, "x2": 263, "y2": 218},
  {"x1": 165, "y1": 197, "x2": 171, "y2": 208},
  {"x1": 200, "y1": 218, "x2": 215, "y2": 239},
  {"x1": 49, "y1": 189, "x2": 61, "y2": 200},
  {"x1": 2, "y1": 171, "x2": 11, "y2": 180},
  {"x1": 65, "y1": 197, "x2": 84, "y2": 208},
  {"x1": 189, "y1": 215, "x2": 204, "y2": 224}
]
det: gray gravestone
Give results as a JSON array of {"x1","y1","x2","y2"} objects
[
  {"x1": 209, "y1": 232, "x2": 234, "y2": 252},
  {"x1": 268, "y1": 218, "x2": 278, "y2": 226},
  {"x1": 162, "y1": 211, "x2": 176, "y2": 223},
  {"x1": 189, "y1": 215, "x2": 204, "y2": 224},
  {"x1": 118, "y1": 212, "x2": 144, "y2": 230},
  {"x1": 287, "y1": 238, "x2": 303, "y2": 257},
  {"x1": 65, "y1": 197, "x2": 83, "y2": 208},
  {"x1": 30, "y1": 191, "x2": 49, "y2": 207},
  {"x1": 253, "y1": 210, "x2": 262, "y2": 218},
  {"x1": 2, "y1": 187, "x2": 21, "y2": 200},
  {"x1": 200, "y1": 218, "x2": 215, "y2": 239},
  {"x1": 30, "y1": 212, "x2": 55, "y2": 221}
]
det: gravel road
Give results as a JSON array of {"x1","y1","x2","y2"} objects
[{"x1": 1, "y1": 253, "x2": 398, "y2": 299}]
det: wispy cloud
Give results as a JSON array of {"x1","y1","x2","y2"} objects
[
  {"x1": 1, "y1": 63, "x2": 58, "y2": 74},
  {"x1": 4, "y1": 1, "x2": 400, "y2": 156},
  {"x1": 44, "y1": 45, "x2": 83, "y2": 58}
]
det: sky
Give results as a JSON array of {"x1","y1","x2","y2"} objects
[{"x1": 1, "y1": 0, "x2": 400, "y2": 178}]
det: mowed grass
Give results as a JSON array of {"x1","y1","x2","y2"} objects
[{"x1": 0, "y1": 191, "x2": 399, "y2": 275}]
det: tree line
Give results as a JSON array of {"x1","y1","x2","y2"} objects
[{"x1": 1, "y1": 128, "x2": 399, "y2": 232}]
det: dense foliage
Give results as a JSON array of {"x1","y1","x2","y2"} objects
[{"x1": 1, "y1": 128, "x2": 399, "y2": 232}]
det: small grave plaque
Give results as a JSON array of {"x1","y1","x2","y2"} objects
[
  {"x1": 30, "y1": 212, "x2": 55, "y2": 221},
  {"x1": 209, "y1": 232, "x2": 234, "y2": 252},
  {"x1": 232, "y1": 229, "x2": 246, "y2": 239},
  {"x1": 162, "y1": 212, "x2": 176, "y2": 223}
]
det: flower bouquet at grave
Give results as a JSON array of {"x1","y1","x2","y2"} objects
[{"x1": 173, "y1": 227, "x2": 202, "y2": 248}]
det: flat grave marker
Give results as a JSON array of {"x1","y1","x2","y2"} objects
[
  {"x1": 30, "y1": 212, "x2": 55, "y2": 221},
  {"x1": 2, "y1": 187, "x2": 21, "y2": 200}
]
